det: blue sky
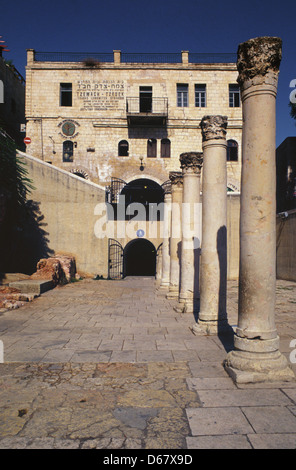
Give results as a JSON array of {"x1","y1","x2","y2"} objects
[{"x1": 1, "y1": 0, "x2": 296, "y2": 146}]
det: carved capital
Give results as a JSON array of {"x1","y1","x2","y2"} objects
[
  {"x1": 162, "y1": 179, "x2": 172, "y2": 195},
  {"x1": 169, "y1": 171, "x2": 183, "y2": 188},
  {"x1": 180, "y1": 152, "x2": 203, "y2": 174},
  {"x1": 200, "y1": 115, "x2": 228, "y2": 142},
  {"x1": 237, "y1": 36, "x2": 282, "y2": 87}
]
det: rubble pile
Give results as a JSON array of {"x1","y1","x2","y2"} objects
[{"x1": 30, "y1": 255, "x2": 76, "y2": 286}]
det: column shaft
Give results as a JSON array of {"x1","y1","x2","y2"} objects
[
  {"x1": 160, "y1": 187, "x2": 172, "y2": 289},
  {"x1": 177, "y1": 152, "x2": 202, "y2": 312},
  {"x1": 224, "y1": 36, "x2": 294, "y2": 383},
  {"x1": 193, "y1": 115, "x2": 230, "y2": 334},
  {"x1": 166, "y1": 172, "x2": 183, "y2": 299}
]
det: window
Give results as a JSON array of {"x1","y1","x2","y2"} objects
[
  {"x1": 195, "y1": 84, "x2": 206, "y2": 107},
  {"x1": 60, "y1": 83, "x2": 72, "y2": 107},
  {"x1": 147, "y1": 138, "x2": 157, "y2": 158},
  {"x1": 63, "y1": 140, "x2": 74, "y2": 162},
  {"x1": 161, "y1": 138, "x2": 171, "y2": 158},
  {"x1": 229, "y1": 84, "x2": 240, "y2": 107},
  {"x1": 177, "y1": 84, "x2": 188, "y2": 107},
  {"x1": 118, "y1": 140, "x2": 129, "y2": 157},
  {"x1": 227, "y1": 140, "x2": 238, "y2": 161}
]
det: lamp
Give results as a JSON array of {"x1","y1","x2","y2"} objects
[{"x1": 139, "y1": 156, "x2": 145, "y2": 171}]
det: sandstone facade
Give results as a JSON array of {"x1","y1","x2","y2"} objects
[{"x1": 25, "y1": 50, "x2": 242, "y2": 191}]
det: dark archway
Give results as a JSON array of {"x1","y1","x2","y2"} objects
[
  {"x1": 120, "y1": 178, "x2": 164, "y2": 206},
  {"x1": 124, "y1": 238, "x2": 156, "y2": 276}
]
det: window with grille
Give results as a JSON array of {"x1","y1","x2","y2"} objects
[
  {"x1": 195, "y1": 84, "x2": 206, "y2": 107},
  {"x1": 177, "y1": 84, "x2": 188, "y2": 107},
  {"x1": 227, "y1": 140, "x2": 238, "y2": 161},
  {"x1": 229, "y1": 84, "x2": 240, "y2": 107},
  {"x1": 60, "y1": 83, "x2": 72, "y2": 107},
  {"x1": 63, "y1": 140, "x2": 74, "y2": 162}
]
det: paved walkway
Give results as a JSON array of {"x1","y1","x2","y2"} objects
[{"x1": 0, "y1": 277, "x2": 295, "y2": 449}]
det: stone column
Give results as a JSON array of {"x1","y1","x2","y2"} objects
[
  {"x1": 224, "y1": 36, "x2": 294, "y2": 383},
  {"x1": 159, "y1": 181, "x2": 172, "y2": 289},
  {"x1": 166, "y1": 172, "x2": 183, "y2": 299},
  {"x1": 192, "y1": 115, "x2": 230, "y2": 334},
  {"x1": 176, "y1": 152, "x2": 203, "y2": 312}
]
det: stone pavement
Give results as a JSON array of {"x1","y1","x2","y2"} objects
[{"x1": 0, "y1": 277, "x2": 295, "y2": 449}]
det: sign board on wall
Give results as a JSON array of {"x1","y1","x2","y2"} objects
[{"x1": 76, "y1": 80, "x2": 125, "y2": 111}]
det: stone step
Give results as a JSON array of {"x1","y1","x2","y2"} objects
[{"x1": 9, "y1": 279, "x2": 54, "y2": 295}]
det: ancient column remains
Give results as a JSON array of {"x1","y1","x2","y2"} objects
[
  {"x1": 192, "y1": 115, "x2": 230, "y2": 334},
  {"x1": 166, "y1": 172, "x2": 183, "y2": 299},
  {"x1": 176, "y1": 152, "x2": 203, "y2": 312},
  {"x1": 159, "y1": 180, "x2": 172, "y2": 289},
  {"x1": 225, "y1": 36, "x2": 294, "y2": 383}
]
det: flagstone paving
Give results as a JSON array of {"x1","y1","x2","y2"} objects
[{"x1": 0, "y1": 277, "x2": 295, "y2": 449}]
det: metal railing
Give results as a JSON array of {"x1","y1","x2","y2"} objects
[
  {"x1": 34, "y1": 51, "x2": 236, "y2": 64},
  {"x1": 34, "y1": 52, "x2": 114, "y2": 63},
  {"x1": 126, "y1": 97, "x2": 168, "y2": 115},
  {"x1": 189, "y1": 53, "x2": 236, "y2": 63},
  {"x1": 121, "y1": 53, "x2": 181, "y2": 63}
]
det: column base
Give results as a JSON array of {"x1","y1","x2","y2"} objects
[
  {"x1": 174, "y1": 297, "x2": 199, "y2": 313},
  {"x1": 192, "y1": 318, "x2": 232, "y2": 335},
  {"x1": 224, "y1": 346, "x2": 295, "y2": 384},
  {"x1": 158, "y1": 281, "x2": 170, "y2": 291},
  {"x1": 166, "y1": 288, "x2": 179, "y2": 300}
]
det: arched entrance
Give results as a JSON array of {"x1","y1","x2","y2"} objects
[
  {"x1": 120, "y1": 178, "x2": 164, "y2": 206},
  {"x1": 124, "y1": 239, "x2": 156, "y2": 276}
]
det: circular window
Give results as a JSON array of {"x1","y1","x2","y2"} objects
[{"x1": 62, "y1": 121, "x2": 75, "y2": 136}]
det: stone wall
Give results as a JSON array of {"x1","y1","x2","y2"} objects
[
  {"x1": 276, "y1": 209, "x2": 296, "y2": 281},
  {"x1": 18, "y1": 151, "x2": 108, "y2": 277}
]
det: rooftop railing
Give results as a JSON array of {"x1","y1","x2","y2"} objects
[{"x1": 33, "y1": 51, "x2": 236, "y2": 64}]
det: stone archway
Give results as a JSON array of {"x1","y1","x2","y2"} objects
[{"x1": 123, "y1": 238, "x2": 156, "y2": 276}]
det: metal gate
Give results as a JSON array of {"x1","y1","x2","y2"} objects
[
  {"x1": 108, "y1": 238, "x2": 124, "y2": 279},
  {"x1": 110, "y1": 177, "x2": 127, "y2": 203}
]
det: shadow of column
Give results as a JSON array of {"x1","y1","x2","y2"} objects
[{"x1": 217, "y1": 225, "x2": 234, "y2": 351}]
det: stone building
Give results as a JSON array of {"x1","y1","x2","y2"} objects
[
  {"x1": 24, "y1": 49, "x2": 242, "y2": 278},
  {"x1": 0, "y1": 39, "x2": 25, "y2": 148}
]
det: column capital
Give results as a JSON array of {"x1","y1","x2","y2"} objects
[
  {"x1": 237, "y1": 36, "x2": 282, "y2": 88},
  {"x1": 162, "y1": 179, "x2": 172, "y2": 195},
  {"x1": 180, "y1": 152, "x2": 203, "y2": 174},
  {"x1": 169, "y1": 171, "x2": 183, "y2": 188},
  {"x1": 200, "y1": 115, "x2": 228, "y2": 142}
]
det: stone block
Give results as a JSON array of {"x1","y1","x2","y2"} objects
[
  {"x1": 9, "y1": 279, "x2": 54, "y2": 295},
  {"x1": 186, "y1": 407, "x2": 254, "y2": 436}
]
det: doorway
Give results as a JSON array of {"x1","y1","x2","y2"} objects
[
  {"x1": 124, "y1": 238, "x2": 156, "y2": 276},
  {"x1": 139, "y1": 86, "x2": 152, "y2": 113}
]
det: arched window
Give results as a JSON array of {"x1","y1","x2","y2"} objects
[
  {"x1": 118, "y1": 140, "x2": 129, "y2": 157},
  {"x1": 161, "y1": 138, "x2": 171, "y2": 158},
  {"x1": 227, "y1": 140, "x2": 238, "y2": 162},
  {"x1": 147, "y1": 138, "x2": 157, "y2": 158},
  {"x1": 70, "y1": 168, "x2": 89, "y2": 179},
  {"x1": 63, "y1": 140, "x2": 73, "y2": 162}
]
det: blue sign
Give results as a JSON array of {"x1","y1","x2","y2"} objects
[{"x1": 136, "y1": 229, "x2": 145, "y2": 238}]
